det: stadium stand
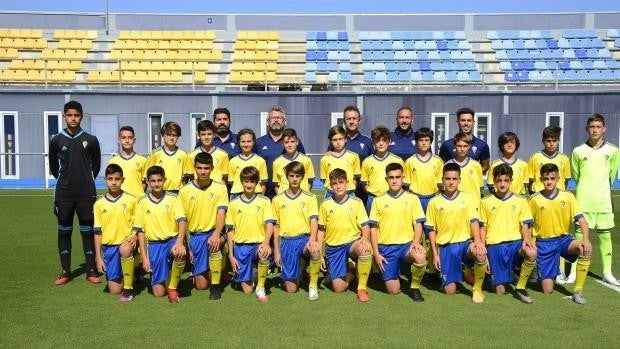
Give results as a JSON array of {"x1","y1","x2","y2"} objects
[
  {"x1": 229, "y1": 31, "x2": 279, "y2": 83},
  {"x1": 304, "y1": 31, "x2": 352, "y2": 84}
]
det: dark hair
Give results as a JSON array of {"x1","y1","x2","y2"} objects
[
  {"x1": 194, "y1": 152, "x2": 213, "y2": 166},
  {"x1": 542, "y1": 126, "x2": 561, "y2": 140},
  {"x1": 498, "y1": 131, "x2": 520, "y2": 152},
  {"x1": 414, "y1": 127, "x2": 434, "y2": 142},
  {"x1": 284, "y1": 160, "x2": 305, "y2": 178},
  {"x1": 453, "y1": 132, "x2": 471, "y2": 145},
  {"x1": 587, "y1": 113, "x2": 605, "y2": 126},
  {"x1": 540, "y1": 163, "x2": 559, "y2": 177},
  {"x1": 396, "y1": 106, "x2": 412, "y2": 116},
  {"x1": 281, "y1": 128, "x2": 298, "y2": 141},
  {"x1": 328, "y1": 125, "x2": 346, "y2": 140},
  {"x1": 213, "y1": 107, "x2": 230, "y2": 119},
  {"x1": 328, "y1": 168, "x2": 347, "y2": 182},
  {"x1": 456, "y1": 107, "x2": 475, "y2": 120},
  {"x1": 237, "y1": 128, "x2": 256, "y2": 143},
  {"x1": 492, "y1": 163, "x2": 513, "y2": 181},
  {"x1": 64, "y1": 100, "x2": 83, "y2": 115},
  {"x1": 385, "y1": 162, "x2": 403, "y2": 174},
  {"x1": 443, "y1": 162, "x2": 461, "y2": 176},
  {"x1": 160, "y1": 121, "x2": 181, "y2": 137},
  {"x1": 119, "y1": 125, "x2": 135, "y2": 136},
  {"x1": 343, "y1": 105, "x2": 360, "y2": 117},
  {"x1": 146, "y1": 165, "x2": 165, "y2": 178},
  {"x1": 105, "y1": 163, "x2": 123, "y2": 177},
  {"x1": 370, "y1": 126, "x2": 391, "y2": 143},
  {"x1": 240, "y1": 166, "x2": 260, "y2": 182},
  {"x1": 197, "y1": 119, "x2": 215, "y2": 133}
]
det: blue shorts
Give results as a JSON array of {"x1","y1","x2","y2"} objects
[
  {"x1": 325, "y1": 241, "x2": 355, "y2": 280},
  {"x1": 365, "y1": 194, "x2": 376, "y2": 214},
  {"x1": 188, "y1": 230, "x2": 214, "y2": 276},
  {"x1": 280, "y1": 235, "x2": 310, "y2": 281},
  {"x1": 148, "y1": 238, "x2": 176, "y2": 285},
  {"x1": 536, "y1": 235, "x2": 577, "y2": 280},
  {"x1": 378, "y1": 243, "x2": 411, "y2": 281},
  {"x1": 438, "y1": 240, "x2": 474, "y2": 286},
  {"x1": 233, "y1": 243, "x2": 259, "y2": 283},
  {"x1": 103, "y1": 245, "x2": 122, "y2": 281},
  {"x1": 487, "y1": 240, "x2": 522, "y2": 286}
]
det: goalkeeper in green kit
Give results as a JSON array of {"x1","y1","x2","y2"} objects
[{"x1": 571, "y1": 114, "x2": 620, "y2": 286}]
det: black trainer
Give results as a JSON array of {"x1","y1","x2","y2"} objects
[
  {"x1": 209, "y1": 285, "x2": 221, "y2": 300},
  {"x1": 515, "y1": 289, "x2": 533, "y2": 304},
  {"x1": 409, "y1": 288, "x2": 425, "y2": 302}
]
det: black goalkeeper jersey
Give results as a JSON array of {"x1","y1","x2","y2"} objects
[{"x1": 49, "y1": 128, "x2": 101, "y2": 201}]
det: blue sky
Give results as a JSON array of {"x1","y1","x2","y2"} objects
[{"x1": 1, "y1": 0, "x2": 619, "y2": 14}]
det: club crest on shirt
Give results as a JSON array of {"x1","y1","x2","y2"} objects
[
  {"x1": 360, "y1": 143, "x2": 365, "y2": 150},
  {"x1": 511, "y1": 205, "x2": 516, "y2": 212},
  {"x1": 208, "y1": 193, "x2": 214, "y2": 200},
  {"x1": 231, "y1": 143, "x2": 236, "y2": 149},
  {"x1": 560, "y1": 200, "x2": 566, "y2": 208},
  {"x1": 262, "y1": 146, "x2": 268, "y2": 150},
  {"x1": 82, "y1": 141, "x2": 88, "y2": 148},
  {"x1": 102, "y1": 209, "x2": 108, "y2": 214}
]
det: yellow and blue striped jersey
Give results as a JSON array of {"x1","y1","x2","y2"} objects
[
  {"x1": 528, "y1": 190, "x2": 583, "y2": 239},
  {"x1": 272, "y1": 190, "x2": 318, "y2": 238},
  {"x1": 226, "y1": 194, "x2": 275, "y2": 243},
  {"x1": 146, "y1": 147, "x2": 189, "y2": 191},
  {"x1": 487, "y1": 158, "x2": 529, "y2": 195},
  {"x1": 425, "y1": 191, "x2": 480, "y2": 245},
  {"x1": 186, "y1": 146, "x2": 229, "y2": 183},
  {"x1": 480, "y1": 193, "x2": 533, "y2": 245},
  {"x1": 361, "y1": 152, "x2": 404, "y2": 196},
  {"x1": 228, "y1": 153, "x2": 268, "y2": 194},
  {"x1": 318, "y1": 196, "x2": 369, "y2": 246},
  {"x1": 272, "y1": 152, "x2": 316, "y2": 194},
  {"x1": 319, "y1": 150, "x2": 361, "y2": 191},
  {"x1": 108, "y1": 153, "x2": 147, "y2": 197},
  {"x1": 404, "y1": 153, "x2": 443, "y2": 196},
  {"x1": 178, "y1": 180, "x2": 228, "y2": 234},
  {"x1": 369, "y1": 191, "x2": 425, "y2": 244},
  {"x1": 527, "y1": 151, "x2": 571, "y2": 192},
  {"x1": 94, "y1": 192, "x2": 138, "y2": 245},
  {"x1": 133, "y1": 193, "x2": 186, "y2": 241}
]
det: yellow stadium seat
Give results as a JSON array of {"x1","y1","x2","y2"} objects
[
  {"x1": 266, "y1": 31, "x2": 280, "y2": 41},
  {"x1": 256, "y1": 41, "x2": 267, "y2": 50},
  {"x1": 266, "y1": 51, "x2": 278, "y2": 61},
  {"x1": 8, "y1": 29, "x2": 20, "y2": 38},
  {"x1": 266, "y1": 41, "x2": 278, "y2": 50},
  {"x1": 117, "y1": 31, "x2": 130, "y2": 40},
  {"x1": 0, "y1": 29, "x2": 9, "y2": 38},
  {"x1": 0, "y1": 48, "x2": 17, "y2": 58},
  {"x1": 266, "y1": 62, "x2": 277, "y2": 71},
  {"x1": 256, "y1": 50, "x2": 268, "y2": 61},
  {"x1": 266, "y1": 71, "x2": 276, "y2": 81},
  {"x1": 171, "y1": 31, "x2": 184, "y2": 40},
  {"x1": 86, "y1": 30, "x2": 97, "y2": 39},
  {"x1": 138, "y1": 31, "x2": 152, "y2": 40},
  {"x1": 182, "y1": 31, "x2": 195, "y2": 40},
  {"x1": 237, "y1": 31, "x2": 248, "y2": 40},
  {"x1": 194, "y1": 71, "x2": 206, "y2": 83},
  {"x1": 194, "y1": 61, "x2": 208, "y2": 71}
]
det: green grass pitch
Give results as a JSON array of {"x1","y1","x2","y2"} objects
[{"x1": 0, "y1": 190, "x2": 618, "y2": 348}]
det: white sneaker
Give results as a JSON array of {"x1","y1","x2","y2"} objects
[
  {"x1": 555, "y1": 274, "x2": 567, "y2": 285},
  {"x1": 308, "y1": 287, "x2": 319, "y2": 301},
  {"x1": 565, "y1": 273, "x2": 576, "y2": 284},
  {"x1": 255, "y1": 286, "x2": 268, "y2": 302},
  {"x1": 602, "y1": 273, "x2": 620, "y2": 286}
]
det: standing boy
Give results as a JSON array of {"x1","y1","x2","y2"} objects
[
  {"x1": 425, "y1": 163, "x2": 488, "y2": 303},
  {"x1": 228, "y1": 129, "x2": 268, "y2": 198},
  {"x1": 369, "y1": 163, "x2": 427, "y2": 302},
  {"x1": 571, "y1": 114, "x2": 620, "y2": 286},
  {"x1": 187, "y1": 120, "x2": 229, "y2": 184},
  {"x1": 272, "y1": 128, "x2": 315, "y2": 194},
  {"x1": 445, "y1": 132, "x2": 484, "y2": 202},
  {"x1": 529, "y1": 163, "x2": 592, "y2": 304},
  {"x1": 134, "y1": 166, "x2": 187, "y2": 303},
  {"x1": 147, "y1": 122, "x2": 190, "y2": 192},
  {"x1": 108, "y1": 126, "x2": 147, "y2": 197},
  {"x1": 93, "y1": 164, "x2": 139, "y2": 302},
  {"x1": 179, "y1": 152, "x2": 228, "y2": 300},
  {"x1": 318, "y1": 168, "x2": 373, "y2": 302},
  {"x1": 527, "y1": 126, "x2": 571, "y2": 194},
  {"x1": 49, "y1": 100, "x2": 101, "y2": 285},
  {"x1": 272, "y1": 161, "x2": 322, "y2": 300},
  {"x1": 320, "y1": 126, "x2": 361, "y2": 198},
  {"x1": 487, "y1": 132, "x2": 529, "y2": 195}
]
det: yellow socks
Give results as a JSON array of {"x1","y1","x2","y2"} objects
[
  {"x1": 472, "y1": 261, "x2": 487, "y2": 292},
  {"x1": 209, "y1": 251, "x2": 223, "y2": 285},
  {"x1": 356, "y1": 255, "x2": 372, "y2": 291},
  {"x1": 257, "y1": 261, "x2": 269, "y2": 288},
  {"x1": 309, "y1": 258, "x2": 321, "y2": 288},
  {"x1": 573, "y1": 256, "x2": 591, "y2": 293},
  {"x1": 120, "y1": 256, "x2": 135, "y2": 290},
  {"x1": 410, "y1": 262, "x2": 427, "y2": 289},
  {"x1": 516, "y1": 260, "x2": 536, "y2": 289},
  {"x1": 168, "y1": 260, "x2": 185, "y2": 290}
]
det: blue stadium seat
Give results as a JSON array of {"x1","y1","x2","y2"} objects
[
  {"x1": 581, "y1": 60, "x2": 594, "y2": 69},
  {"x1": 524, "y1": 40, "x2": 537, "y2": 49},
  {"x1": 439, "y1": 51, "x2": 451, "y2": 60},
  {"x1": 563, "y1": 29, "x2": 597, "y2": 39},
  {"x1": 561, "y1": 70, "x2": 578, "y2": 80},
  {"x1": 338, "y1": 41, "x2": 349, "y2": 50},
  {"x1": 540, "y1": 70, "x2": 554, "y2": 80},
  {"x1": 546, "y1": 39, "x2": 559, "y2": 49},
  {"x1": 339, "y1": 62, "x2": 351, "y2": 71},
  {"x1": 505, "y1": 71, "x2": 518, "y2": 81},
  {"x1": 361, "y1": 51, "x2": 372, "y2": 61},
  {"x1": 563, "y1": 49, "x2": 576, "y2": 59},
  {"x1": 394, "y1": 51, "x2": 407, "y2": 61},
  {"x1": 386, "y1": 62, "x2": 398, "y2": 71},
  {"x1": 430, "y1": 62, "x2": 442, "y2": 71},
  {"x1": 570, "y1": 61, "x2": 582, "y2": 69},
  {"x1": 458, "y1": 41, "x2": 470, "y2": 50},
  {"x1": 433, "y1": 72, "x2": 447, "y2": 81},
  {"x1": 387, "y1": 71, "x2": 398, "y2": 81},
  {"x1": 316, "y1": 32, "x2": 327, "y2": 41},
  {"x1": 410, "y1": 62, "x2": 420, "y2": 71},
  {"x1": 615, "y1": 39, "x2": 620, "y2": 48},
  {"x1": 605, "y1": 60, "x2": 619, "y2": 69},
  {"x1": 597, "y1": 49, "x2": 611, "y2": 58},
  {"x1": 529, "y1": 71, "x2": 541, "y2": 80},
  {"x1": 317, "y1": 62, "x2": 328, "y2": 72},
  {"x1": 364, "y1": 72, "x2": 374, "y2": 82},
  {"x1": 304, "y1": 72, "x2": 316, "y2": 82},
  {"x1": 495, "y1": 50, "x2": 507, "y2": 60},
  {"x1": 383, "y1": 51, "x2": 395, "y2": 60},
  {"x1": 436, "y1": 40, "x2": 448, "y2": 50},
  {"x1": 613, "y1": 70, "x2": 620, "y2": 80},
  {"x1": 499, "y1": 61, "x2": 511, "y2": 71},
  {"x1": 558, "y1": 61, "x2": 570, "y2": 70},
  {"x1": 487, "y1": 31, "x2": 499, "y2": 40},
  {"x1": 422, "y1": 71, "x2": 434, "y2": 81},
  {"x1": 419, "y1": 62, "x2": 431, "y2": 71},
  {"x1": 316, "y1": 51, "x2": 328, "y2": 61},
  {"x1": 428, "y1": 51, "x2": 440, "y2": 60},
  {"x1": 517, "y1": 71, "x2": 529, "y2": 81},
  {"x1": 523, "y1": 61, "x2": 535, "y2": 70},
  {"x1": 375, "y1": 71, "x2": 387, "y2": 82},
  {"x1": 358, "y1": 32, "x2": 370, "y2": 41},
  {"x1": 360, "y1": 41, "x2": 372, "y2": 51},
  {"x1": 575, "y1": 49, "x2": 587, "y2": 59},
  {"x1": 305, "y1": 51, "x2": 317, "y2": 61},
  {"x1": 326, "y1": 32, "x2": 338, "y2": 41},
  {"x1": 317, "y1": 41, "x2": 327, "y2": 50},
  {"x1": 397, "y1": 71, "x2": 411, "y2": 82},
  {"x1": 411, "y1": 71, "x2": 423, "y2": 81},
  {"x1": 305, "y1": 62, "x2": 317, "y2": 71},
  {"x1": 446, "y1": 71, "x2": 457, "y2": 81},
  {"x1": 306, "y1": 32, "x2": 316, "y2": 41},
  {"x1": 306, "y1": 41, "x2": 318, "y2": 50},
  {"x1": 417, "y1": 51, "x2": 428, "y2": 60},
  {"x1": 443, "y1": 61, "x2": 455, "y2": 70},
  {"x1": 512, "y1": 62, "x2": 524, "y2": 71},
  {"x1": 600, "y1": 69, "x2": 614, "y2": 80},
  {"x1": 327, "y1": 41, "x2": 338, "y2": 50},
  {"x1": 575, "y1": 70, "x2": 588, "y2": 80},
  {"x1": 392, "y1": 41, "x2": 404, "y2": 50},
  {"x1": 338, "y1": 32, "x2": 348, "y2": 41},
  {"x1": 607, "y1": 29, "x2": 620, "y2": 38},
  {"x1": 534, "y1": 61, "x2": 547, "y2": 70},
  {"x1": 327, "y1": 62, "x2": 338, "y2": 71},
  {"x1": 513, "y1": 40, "x2": 525, "y2": 50},
  {"x1": 456, "y1": 71, "x2": 470, "y2": 81}
]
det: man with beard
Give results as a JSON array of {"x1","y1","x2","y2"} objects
[
  {"x1": 255, "y1": 106, "x2": 305, "y2": 198},
  {"x1": 438, "y1": 107, "x2": 490, "y2": 173},
  {"x1": 389, "y1": 106, "x2": 417, "y2": 161},
  {"x1": 212, "y1": 107, "x2": 240, "y2": 158}
]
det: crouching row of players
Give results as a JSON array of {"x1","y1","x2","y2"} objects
[{"x1": 94, "y1": 151, "x2": 592, "y2": 305}]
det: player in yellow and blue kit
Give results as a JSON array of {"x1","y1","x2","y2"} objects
[
  {"x1": 425, "y1": 162, "x2": 488, "y2": 303},
  {"x1": 320, "y1": 126, "x2": 361, "y2": 199},
  {"x1": 369, "y1": 163, "x2": 427, "y2": 302},
  {"x1": 179, "y1": 152, "x2": 228, "y2": 300},
  {"x1": 480, "y1": 163, "x2": 537, "y2": 303},
  {"x1": 318, "y1": 168, "x2": 373, "y2": 302},
  {"x1": 272, "y1": 128, "x2": 315, "y2": 194},
  {"x1": 444, "y1": 132, "x2": 484, "y2": 203},
  {"x1": 108, "y1": 126, "x2": 147, "y2": 198},
  {"x1": 228, "y1": 128, "x2": 268, "y2": 198},
  {"x1": 93, "y1": 164, "x2": 139, "y2": 302},
  {"x1": 529, "y1": 163, "x2": 592, "y2": 304},
  {"x1": 272, "y1": 161, "x2": 322, "y2": 300},
  {"x1": 134, "y1": 166, "x2": 187, "y2": 303},
  {"x1": 361, "y1": 126, "x2": 404, "y2": 213},
  {"x1": 527, "y1": 126, "x2": 571, "y2": 194},
  {"x1": 186, "y1": 120, "x2": 229, "y2": 184},
  {"x1": 487, "y1": 132, "x2": 529, "y2": 195},
  {"x1": 146, "y1": 122, "x2": 190, "y2": 192},
  {"x1": 226, "y1": 166, "x2": 275, "y2": 302}
]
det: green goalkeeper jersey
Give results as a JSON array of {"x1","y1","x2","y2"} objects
[{"x1": 571, "y1": 141, "x2": 620, "y2": 213}]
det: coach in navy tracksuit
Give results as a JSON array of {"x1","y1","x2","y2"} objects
[
  {"x1": 389, "y1": 106, "x2": 417, "y2": 161},
  {"x1": 438, "y1": 107, "x2": 490, "y2": 173}
]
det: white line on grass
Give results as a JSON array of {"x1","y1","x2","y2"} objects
[{"x1": 594, "y1": 279, "x2": 620, "y2": 294}]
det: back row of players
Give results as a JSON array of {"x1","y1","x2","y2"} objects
[{"x1": 49, "y1": 101, "x2": 619, "y2": 305}]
